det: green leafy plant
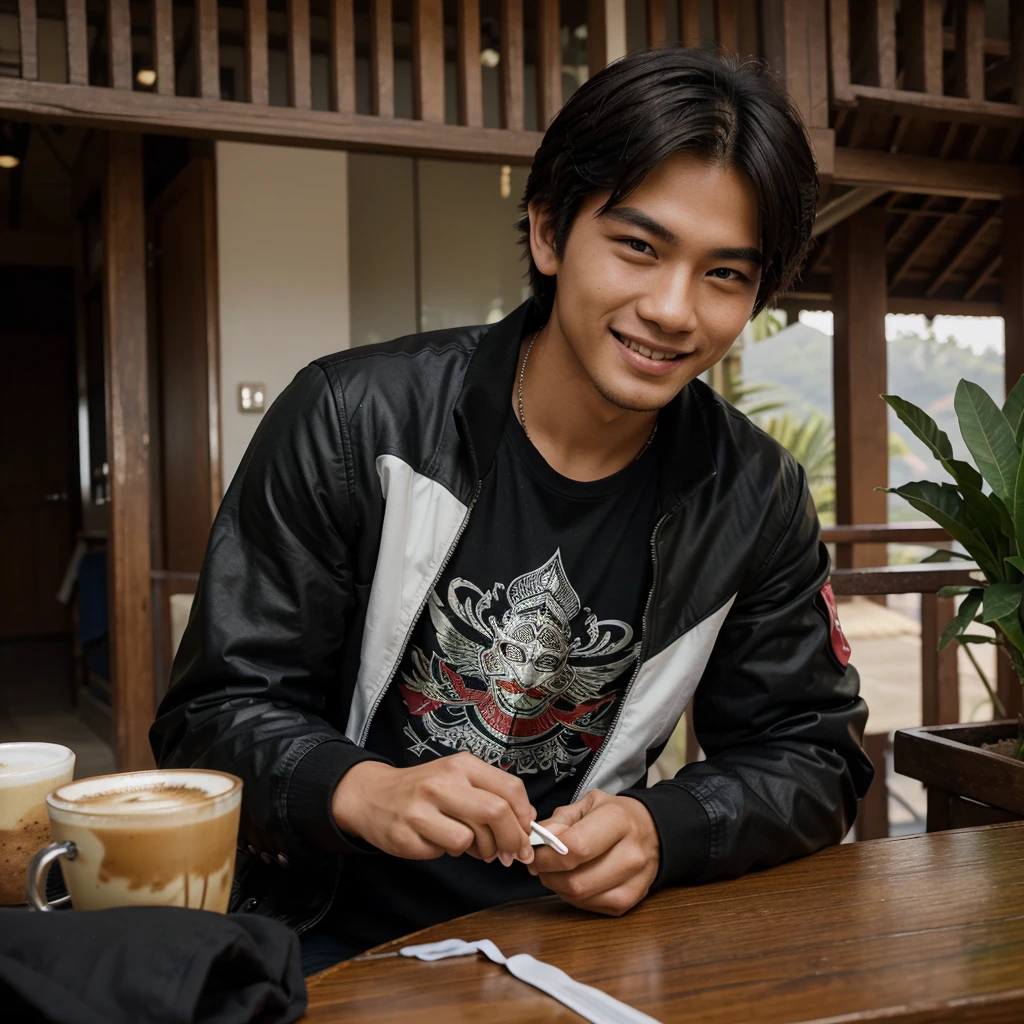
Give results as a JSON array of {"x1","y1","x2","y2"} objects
[{"x1": 882, "y1": 379, "x2": 1024, "y2": 760}]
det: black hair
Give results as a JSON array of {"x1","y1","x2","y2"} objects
[{"x1": 517, "y1": 47, "x2": 818, "y2": 320}]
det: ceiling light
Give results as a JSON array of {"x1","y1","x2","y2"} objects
[
  {"x1": 0, "y1": 154, "x2": 19, "y2": 170},
  {"x1": 136, "y1": 68, "x2": 157, "y2": 87},
  {"x1": 480, "y1": 48, "x2": 500, "y2": 68}
]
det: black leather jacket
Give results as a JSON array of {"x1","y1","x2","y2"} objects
[{"x1": 151, "y1": 300, "x2": 873, "y2": 934}]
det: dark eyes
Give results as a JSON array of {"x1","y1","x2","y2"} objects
[
  {"x1": 624, "y1": 238, "x2": 655, "y2": 256},
  {"x1": 617, "y1": 239, "x2": 748, "y2": 281}
]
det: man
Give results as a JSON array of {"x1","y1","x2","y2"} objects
[{"x1": 151, "y1": 47, "x2": 873, "y2": 973}]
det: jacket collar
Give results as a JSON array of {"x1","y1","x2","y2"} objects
[{"x1": 453, "y1": 299, "x2": 716, "y2": 509}]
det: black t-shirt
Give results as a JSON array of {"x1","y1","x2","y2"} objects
[{"x1": 327, "y1": 405, "x2": 659, "y2": 950}]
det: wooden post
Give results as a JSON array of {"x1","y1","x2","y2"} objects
[
  {"x1": 412, "y1": 0, "x2": 444, "y2": 123},
  {"x1": 832, "y1": 206, "x2": 889, "y2": 570},
  {"x1": 902, "y1": 0, "x2": 944, "y2": 95},
  {"x1": 1005, "y1": 197, "x2": 1024, "y2": 396},
  {"x1": 456, "y1": 0, "x2": 482, "y2": 128},
  {"x1": 850, "y1": 0, "x2": 896, "y2": 90},
  {"x1": 104, "y1": 134, "x2": 155, "y2": 772},
  {"x1": 921, "y1": 594, "x2": 960, "y2": 725},
  {"x1": 855, "y1": 732, "x2": 890, "y2": 840}
]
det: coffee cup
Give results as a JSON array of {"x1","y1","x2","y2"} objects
[
  {"x1": 27, "y1": 768, "x2": 242, "y2": 913},
  {"x1": 0, "y1": 742, "x2": 76, "y2": 905}
]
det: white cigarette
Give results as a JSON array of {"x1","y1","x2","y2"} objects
[{"x1": 528, "y1": 820, "x2": 568, "y2": 855}]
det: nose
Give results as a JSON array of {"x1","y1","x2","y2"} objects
[{"x1": 635, "y1": 266, "x2": 699, "y2": 336}]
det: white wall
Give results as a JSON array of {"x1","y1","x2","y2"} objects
[{"x1": 216, "y1": 141, "x2": 350, "y2": 488}]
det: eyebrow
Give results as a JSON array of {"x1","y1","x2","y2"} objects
[{"x1": 602, "y1": 206, "x2": 763, "y2": 265}]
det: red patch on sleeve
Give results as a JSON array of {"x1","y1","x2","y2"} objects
[{"x1": 821, "y1": 581, "x2": 852, "y2": 666}]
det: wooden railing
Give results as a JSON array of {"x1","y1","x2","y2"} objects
[
  {"x1": 829, "y1": 0, "x2": 1024, "y2": 124},
  {"x1": 822, "y1": 522, "x2": 1024, "y2": 840},
  {"x1": 0, "y1": 0, "x2": 580, "y2": 161}
]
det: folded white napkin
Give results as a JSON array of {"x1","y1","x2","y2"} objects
[{"x1": 399, "y1": 938, "x2": 662, "y2": 1024}]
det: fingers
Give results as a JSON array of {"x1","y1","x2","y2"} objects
[
  {"x1": 530, "y1": 800, "x2": 626, "y2": 875},
  {"x1": 437, "y1": 785, "x2": 532, "y2": 862},
  {"x1": 403, "y1": 808, "x2": 477, "y2": 859},
  {"x1": 456, "y1": 753, "x2": 537, "y2": 830},
  {"x1": 553, "y1": 880, "x2": 643, "y2": 918}
]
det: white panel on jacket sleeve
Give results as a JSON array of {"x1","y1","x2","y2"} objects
[
  {"x1": 347, "y1": 454, "x2": 468, "y2": 745},
  {"x1": 577, "y1": 595, "x2": 737, "y2": 798}
]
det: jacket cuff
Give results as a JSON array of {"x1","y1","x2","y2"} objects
[
  {"x1": 621, "y1": 782, "x2": 711, "y2": 888},
  {"x1": 286, "y1": 739, "x2": 388, "y2": 855}
]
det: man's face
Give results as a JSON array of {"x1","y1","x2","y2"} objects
[{"x1": 531, "y1": 152, "x2": 763, "y2": 413}]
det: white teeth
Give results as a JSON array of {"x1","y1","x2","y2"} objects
[{"x1": 622, "y1": 336, "x2": 673, "y2": 361}]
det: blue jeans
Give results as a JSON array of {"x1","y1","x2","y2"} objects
[{"x1": 299, "y1": 932, "x2": 367, "y2": 976}]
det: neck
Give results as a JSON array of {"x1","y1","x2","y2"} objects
[{"x1": 514, "y1": 312, "x2": 659, "y2": 482}]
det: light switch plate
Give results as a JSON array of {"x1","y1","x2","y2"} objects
[{"x1": 238, "y1": 382, "x2": 266, "y2": 413}]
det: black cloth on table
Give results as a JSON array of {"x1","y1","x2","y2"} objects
[{"x1": 0, "y1": 906, "x2": 306, "y2": 1024}]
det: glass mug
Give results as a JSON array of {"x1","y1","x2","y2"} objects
[
  {"x1": 27, "y1": 769, "x2": 242, "y2": 912},
  {"x1": 0, "y1": 742, "x2": 76, "y2": 905}
]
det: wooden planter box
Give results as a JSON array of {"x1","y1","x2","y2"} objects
[{"x1": 894, "y1": 721, "x2": 1024, "y2": 831}]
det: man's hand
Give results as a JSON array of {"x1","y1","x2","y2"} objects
[
  {"x1": 528, "y1": 790, "x2": 660, "y2": 916},
  {"x1": 331, "y1": 753, "x2": 536, "y2": 865}
]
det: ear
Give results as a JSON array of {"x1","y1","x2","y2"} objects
[{"x1": 527, "y1": 199, "x2": 560, "y2": 278}]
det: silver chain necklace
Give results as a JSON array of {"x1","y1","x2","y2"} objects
[{"x1": 517, "y1": 330, "x2": 659, "y2": 463}]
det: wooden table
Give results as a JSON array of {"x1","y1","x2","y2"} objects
[{"x1": 303, "y1": 822, "x2": 1024, "y2": 1023}]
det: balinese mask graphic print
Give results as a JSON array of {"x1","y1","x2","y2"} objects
[{"x1": 399, "y1": 550, "x2": 640, "y2": 777}]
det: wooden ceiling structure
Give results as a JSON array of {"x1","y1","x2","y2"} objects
[{"x1": 0, "y1": 0, "x2": 1022, "y2": 768}]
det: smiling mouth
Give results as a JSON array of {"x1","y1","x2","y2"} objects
[{"x1": 610, "y1": 329, "x2": 683, "y2": 362}]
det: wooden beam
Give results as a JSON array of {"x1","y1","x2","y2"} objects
[
  {"x1": 812, "y1": 186, "x2": 886, "y2": 238},
  {"x1": 954, "y1": 0, "x2": 985, "y2": 101},
  {"x1": 537, "y1": 0, "x2": 561, "y2": 128},
  {"x1": 646, "y1": 0, "x2": 667, "y2": 48},
  {"x1": 501, "y1": 0, "x2": 525, "y2": 131},
  {"x1": 153, "y1": 0, "x2": 175, "y2": 96},
  {"x1": 844, "y1": 83, "x2": 1024, "y2": 127},
  {"x1": 925, "y1": 213, "x2": 999, "y2": 296},
  {"x1": 782, "y1": 291, "x2": 1003, "y2": 317},
  {"x1": 833, "y1": 147, "x2": 1023, "y2": 200},
  {"x1": 850, "y1": 0, "x2": 896, "y2": 90},
  {"x1": 328, "y1": 0, "x2": 356, "y2": 114},
  {"x1": 245, "y1": 0, "x2": 269, "y2": 106},
  {"x1": 714, "y1": 0, "x2": 738, "y2": 55},
  {"x1": 196, "y1": 0, "x2": 220, "y2": 100},
  {"x1": 890, "y1": 198, "x2": 974, "y2": 289},
  {"x1": 456, "y1": 0, "x2": 482, "y2": 128},
  {"x1": 65, "y1": 0, "x2": 88, "y2": 86},
  {"x1": 412, "y1": 0, "x2": 444, "y2": 123},
  {"x1": 737, "y1": 0, "x2": 760, "y2": 58},
  {"x1": 1005, "y1": 196, "x2": 1024, "y2": 401},
  {"x1": 962, "y1": 250, "x2": 1000, "y2": 302},
  {"x1": 0, "y1": 77, "x2": 545, "y2": 162},
  {"x1": 370, "y1": 0, "x2": 394, "y2": 118},
  {"x1": 108, "y1": 0, "x2": 133, "y2": 90},
  {"x1": 18, "y1": 0, "x2": 38, "y2": 81},
  {"x1": 679, "y1": 0, "x2": 701, "y2": 49},
  {"x1": 832, "y1": 207, "x2": 889, "y2": 570},
  {"x1": 287, "y1": 0, "x2": 312, "y2": 109},
  {"x1": 103, "y1": 133, "x2": 155, "y2": 772}
]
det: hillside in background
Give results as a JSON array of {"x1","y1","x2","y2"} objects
[{"x1": 740, "y1": 321, "x2": 1004, "y2": 518}]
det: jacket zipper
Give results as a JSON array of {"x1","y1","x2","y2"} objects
[
  {"x1": 296, "y1": 482, "x2": 483, "y2": 936},
  {"x1": 572, "y1": 511, "x2": 668, "y2": 801},
  {"x1": 357, "y1": 481, "x2": 484, "y2": 747}
]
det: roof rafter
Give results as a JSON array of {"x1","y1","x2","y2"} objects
[{"x1": 924, "y1": 211, "x2": 1000, "y2": 296}]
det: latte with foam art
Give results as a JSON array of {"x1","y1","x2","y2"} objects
[
  {"x1": 0, "y1": 743, "x2": 76, "y2": 905},
  {"x1": 46, "y1": 769, "x2": 242, "y2": 912}
]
